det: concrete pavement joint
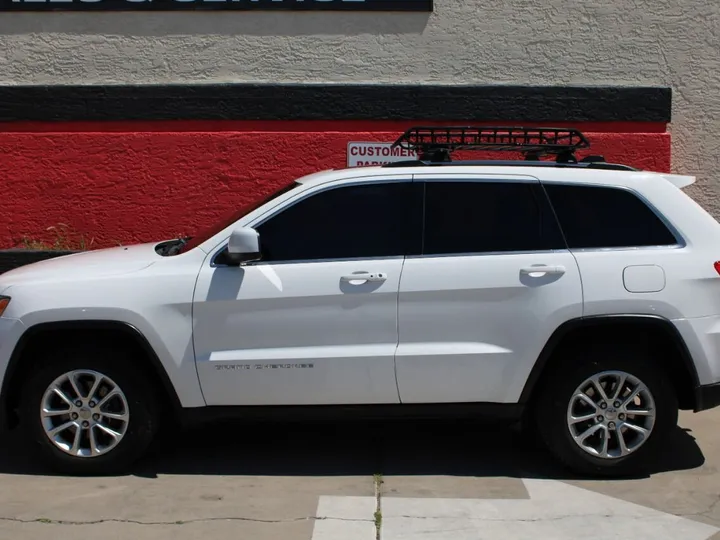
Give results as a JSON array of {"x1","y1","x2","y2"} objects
[
  {"x1": 0, "y1": 516, "x2": 374, "y2": 526},
  {"x1": 373, "y1": 473, "x2": 383, "y2": 540},
  {"x1": 386, "y1": 514, "x2": 660, "y2": 522}
]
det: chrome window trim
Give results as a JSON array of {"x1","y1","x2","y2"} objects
[{"x1": 404, "y1": 248, "x2": 571, "y2": 260}]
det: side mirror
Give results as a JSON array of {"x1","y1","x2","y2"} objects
[{"x1": 227, "y1": 227, "x2": 261, "y2": 265}]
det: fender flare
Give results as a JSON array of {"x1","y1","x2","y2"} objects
[
  {"x1": 518, "y1": 314, "x2": 700, "y2": 405},
  {"x1": 1, "y1": 319, "x2": 183, "y2": 428}
]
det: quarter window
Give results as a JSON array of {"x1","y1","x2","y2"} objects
[
  {"x1": 544, "y1": 184, "x2": 678, "y2": 249},
  {"x1": 422, "y1": 181, "x2": 563, "y2": 255}
]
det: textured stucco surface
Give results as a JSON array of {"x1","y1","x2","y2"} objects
[
  {"x1": 0, "y1": 0, "x2": 717, "y2": 207},
  {"x1": 0, "y1": 130, "x2": 668, "y2": 248}
]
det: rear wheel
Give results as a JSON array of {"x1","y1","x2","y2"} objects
[
  {"x1": 534, "y1": 345, "x2": 678, "y2": 477},
  {"x1": 19, "y1": 346, "x2": 159, "y2": 475}
]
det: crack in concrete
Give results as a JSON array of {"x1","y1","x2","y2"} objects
[
  {"x1": 0, "y1": 515, "x2": 374, "y2": 526},
  {"x1": 678, "y1": 494, "x2": 720, "y2": 520}
]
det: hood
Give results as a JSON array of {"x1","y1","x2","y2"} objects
[{"x1": 0, "y1": 242, "x2": 161, "y2": 288}]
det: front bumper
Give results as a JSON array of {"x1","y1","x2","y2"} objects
[{"x1": 695, "y1": 382, "x2": 720, "y2": 412}]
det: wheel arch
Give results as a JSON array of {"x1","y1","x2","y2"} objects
[
  {"x1": 1, "y1": 320, "x2": 183, "y2": 430},
  {"x1": 519, "y1": 314, "x2": 700, "y2": 410}
]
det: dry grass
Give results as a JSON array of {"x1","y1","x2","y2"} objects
[{"x1": 15, "y1": 224, "x2": 95, "y2": 251}]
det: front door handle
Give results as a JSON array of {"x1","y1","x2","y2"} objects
[
  {"x1": 340, "y1": 272, "x2": 388, "y2": 283},
  {"x1": 520, "y1": 265, "x2": 566, "y2": 276}
]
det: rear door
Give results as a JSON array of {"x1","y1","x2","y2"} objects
[{"x1": 395, "y1": 174, "x2": 583, "y2": 404}]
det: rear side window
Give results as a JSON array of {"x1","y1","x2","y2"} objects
[
  {"x1": 422, "y1": 181, "x2": 563, "y2": 255},
  {"x1": 544, "y1": 184, "x2": 678, "y2": 249}
]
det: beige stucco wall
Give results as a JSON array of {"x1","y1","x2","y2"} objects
[{"x1": 1, "y1": 1, "x2": 718, "y2": 210}]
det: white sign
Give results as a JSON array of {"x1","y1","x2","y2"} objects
[
  {"x1": 347, "y1": 141, "x2": 418, "y2": 167},
  {"x1": 312, "y1": 478, "x2": 719, "y2": 540}
]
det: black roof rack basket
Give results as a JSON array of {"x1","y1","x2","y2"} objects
[{"x1": 392, "y1": 126, "x2": 591, "y2": 163}]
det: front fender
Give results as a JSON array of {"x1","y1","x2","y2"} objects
[
  {"x1": 1, "y1": 256, "x2": 208, "y2": 411},
  {"x1": 7, "y1": 312, "x2": 205, "y2": 410}
]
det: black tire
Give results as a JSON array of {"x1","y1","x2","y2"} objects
[
  {"x1": 534, "y1": 344, "x2": 678, "y2": 477},
  {"x1": 19, "y1": 344, "x2": 159, "y2": 476}
]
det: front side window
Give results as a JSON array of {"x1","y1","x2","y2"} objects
[
  {"x1": 422, "y1": 181, "x2": 563, "y2": 255},
  {"x1": 544, "y1": 184, "x2": 679, "y2": 249},
  {"x1": 255, "y1": 181, "x2": 416, "y2": 262}
]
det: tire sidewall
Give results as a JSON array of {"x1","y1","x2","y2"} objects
[
  {"x1": 20, "y1": 349, "x2": 158, "y2": 475},
  {"x1": 538, "y1": 348, "x2": 678, "y2": 476}
]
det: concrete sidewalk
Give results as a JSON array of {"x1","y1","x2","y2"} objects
[{"x1": 0, "y1": 411, "x2": 718, "y2": 539}]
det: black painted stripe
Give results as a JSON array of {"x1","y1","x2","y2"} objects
[
  {"x1": 0, "y1": 84, "x2": 671, "y2": 122},
  {"x1": 1, "y1": 0, "x2": 432, "y2": 11}
]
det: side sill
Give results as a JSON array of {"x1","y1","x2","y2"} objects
[{"x1": 178, "y1": 402, "x2": 525, "y2": 428}]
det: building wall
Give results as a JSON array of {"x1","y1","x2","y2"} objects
[
  {"x1": 0, "y1": 122, "x2": 670, "y2": 248},
  {"x1": 0, "y1": 0, "x2": 716, "y2": 248}
]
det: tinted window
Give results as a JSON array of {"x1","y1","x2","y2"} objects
[
  {"x1": 422, "y1": 181, "x2": 562, "y2": 255},
  {"x1": 255, "y1": 182, "x2": 415, "y2": 261},
  {"x1": 544, "y1": 184, "x2": 678, "y2": 249}
]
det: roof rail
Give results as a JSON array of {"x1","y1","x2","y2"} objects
[
  {"x1": 391, "y1": 126, "x2": 591, "y2": 163},
  {"x1": 382, "y1": 159, "x2": 636, "y2": 171}
]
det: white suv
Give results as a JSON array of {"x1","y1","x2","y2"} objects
[{"x1": 1, "y1": 126, "x2": 719, "y2": 477}]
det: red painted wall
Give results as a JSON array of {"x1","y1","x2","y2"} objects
[{"x1": 0, "y1": 123, "x2": 670, "y2": 250}]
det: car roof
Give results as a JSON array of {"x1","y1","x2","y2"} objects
[{"x1": 294, "y1": 165, "x2": 696, "y2": 191}]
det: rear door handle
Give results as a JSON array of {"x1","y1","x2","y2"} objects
[
  {"x1": 340, "y1": 272, "x2": 388, "y2": 283},
  {"x1": 520, "y1": 265, "x2": 566, "y2": 276}
]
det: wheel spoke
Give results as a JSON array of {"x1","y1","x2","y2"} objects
[
  {"x1": 569, "y1": 412, "x2": 597, "y2": 424},
  {"x1": 626, "y1": 408, "x2": 653, "y2": 416},
  {"x1": 574, "y1": 392, "x2": 599, "y2": 412},
  {"x1": 49, "y1": 420, "x2": 75, "y2": 437},
  {"x1": 89, "y1": 426, "x2": 100, "y2": 456},
  {"x1": 612, "y1": 374, "x2": 627, "y2": 401},
  {"x1": 574, "y1": 422, "x2": 603, "y2": 443},
  {"x1": 52, "y1": 387, "x2": 74, "y2": 408},
  {"x1": 67, "y1": 373, "x2": 84, "y2": 401},
  {"x1": 42, "y1": 408, "x2": 70, "y2": 418},
  {"x1": 622, "y1": 387, "x2": 642, "y2": 408},
  {"x1": 617, "y1": 426, "x2": 630, "y2": 456},
  {"x1": 598, "y1": 426, "x2": 610, "y2": 458},
  {"x1": 590, "y1": 375, "x2": 610, "y2": 401},
  {"x1": 87, "y1": 375, "x2": 104, "y2": 403},
  {"x1": 96, "y1": 423, "x2": 122, "y2": 439},
  {"x1": 97, "y1": 389, "x2": 120, "y2": 409},
  {"x1": 100, "y1": 411, "x2": 129, "y2": 421},
  {"x1": 622, "y1": 422, "x2": 649, "y2": 438},
  {"x1": 70, "y1": 425, "x2": 82, "y2": 455}
]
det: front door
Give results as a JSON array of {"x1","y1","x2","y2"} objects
[
  {"x1": 395, "y1": 175, "x2": 584, "y2": 404},
  {"x1": 193, "y1": 177, "x2": 416, "y2": 406}
]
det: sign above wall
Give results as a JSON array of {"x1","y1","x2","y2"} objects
[
  {"x1": 2, "y1": 0, "x2": 431, "y2": 11},
  {"x1": 347, "y1": 142, "x2": 418, "y2": 167}
]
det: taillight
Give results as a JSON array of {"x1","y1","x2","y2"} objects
[{"x1": 714, "y1": 262, "x2": 720, "y2": 275}]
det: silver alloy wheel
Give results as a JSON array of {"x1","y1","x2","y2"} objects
[
  {"x1": 40, "y1": 369, "x2": 130, "y2": 458},
  {"x1": 566, "y1": 370, "x2": 656, "y2": 459}
]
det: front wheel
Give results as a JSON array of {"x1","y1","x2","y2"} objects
[
  {"x1": 534, "y1": 346, "x2": 678, "y2": 477},
  {"x1": 20, "y1": 346, "x2": 159, "y2": 475}
]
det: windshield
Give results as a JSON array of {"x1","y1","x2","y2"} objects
[{"x1": 178, "y1": 181, "x2": 301, "y2": 254}]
